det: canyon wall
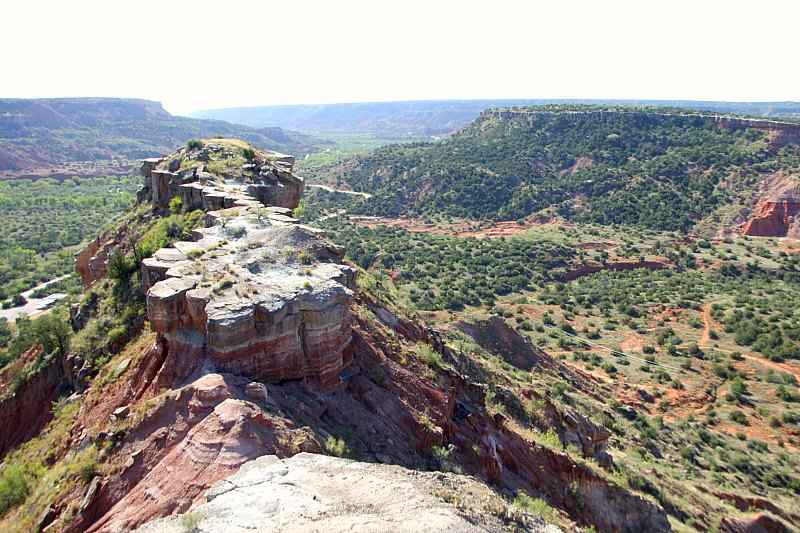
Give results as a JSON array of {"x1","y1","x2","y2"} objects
[
  {"x1": 0, "y1": 346, "x2": 64, "y2": 459},
  {"x1": 484, "y1": 109, "x2": 800, "y2": 149},
  {"x1": 740, "y1": 174, "x2": 800, "y2": 237}
]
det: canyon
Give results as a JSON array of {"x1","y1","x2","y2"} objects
[
  {"x1": 10, "y1": 119, "x2": 800, "y2": 531},
  {"x1": 9, "y1": 140, "x2": 669, "y2": 533}
]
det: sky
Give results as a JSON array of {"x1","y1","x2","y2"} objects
[{"x1": 2, "y1": 0, "x2": 799, "y2": 116}]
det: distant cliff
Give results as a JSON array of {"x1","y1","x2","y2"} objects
[
  {"x1": 192, "y1": 99, "x2": 800, "y2": 136},
  {"x1": 0, "y1": 98, "x2": 328, "y2": 177},
  {"x1": 483, "y1": 108, "x2": 800, "y2": 148}
]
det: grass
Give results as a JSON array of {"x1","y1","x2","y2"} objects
[
  {"x1": 0, "y1": 463, "x2": 39, "y2": 517},
  {"x1": 180, "y1": 511, "x2": 205, "y2": 532},
  {"x1": 512, "y1": 492, "x2": 561, "y2": 523},
  {"x1": 414, "y1": 341, "x2": 444, "y2": 369},
  {"x1": 325, "y1": 436, "x2": 351, "y2": 458}
]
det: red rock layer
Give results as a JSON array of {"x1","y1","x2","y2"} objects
[
  {"x1": 71, "y1": 373, "x2": 320, "y2": 533},
  {"x1": 741, "y1": 199, "x2": 800, "y2": 237},
  {"x1": 559, "y1": 259, "x2": 671, "y2": 282},
  {"x1": 0, "y1": 346, "x2": 64, "y2": 458}
]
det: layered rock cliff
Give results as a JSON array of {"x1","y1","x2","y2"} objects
[
  {"x1": 740, "y1": 174, "x2": 800, "y2": 237},
  {"x1": 139, "y1": 140, "x2": 355, "y2": 390}
]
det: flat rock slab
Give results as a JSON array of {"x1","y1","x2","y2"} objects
[{"x1": 134, "y1": 453, "x2": 562, "y2": 533}]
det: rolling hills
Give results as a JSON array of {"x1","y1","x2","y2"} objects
[
  {"x1": 0, "y1": 98, "x2": 327, "y2": 177},
  {"x1": 312, "y1": 106, "x2": 800, "y2": 233}
]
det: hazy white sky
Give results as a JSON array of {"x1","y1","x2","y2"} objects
[{"x1": 3, "y1": 0, "x2": 799, "y2": 115}]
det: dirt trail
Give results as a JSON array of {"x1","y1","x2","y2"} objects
[
  {"x1": 307, "y1": 183, "x2": 372, "y2": 199},
  {"x1": 742, "y1": 353, "x2": 800, "y2": 383},
  {"x1": 699, "y1": 303, "x2": 713, "y2": 346},
  {"x1": 698, "y1": 302, "x2": 800, "y2": 380}
]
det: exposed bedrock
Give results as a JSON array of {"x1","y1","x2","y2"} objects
[
  {"x1": 140, "y1": 150, "x2": 355, "y2": 390},
  {"x1": 0, "y1": 346, "x2": 64, "y2": 459},
  {"x1": 72, "y1": 373, "x2": 322, "y2": 533},
  {"x1": 741, "y1": 199, "x2": 800, "y2": 237},
  {"x1": 143, "y1": 141, "x2": 303, "y2": 212},
  {"x1": 740, "y1": 175, "x2": 800, "y2": 237},
  {"x1": 133, "y1": 453, "x2": 561, "y2": 533}
]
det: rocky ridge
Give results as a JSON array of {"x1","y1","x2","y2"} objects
[
  {"x1": 2, "y1": 139, "x2": 675, "y2": 533},
  {"x1": 140, "y1": 140, "x2": 356, "y2": 390}
]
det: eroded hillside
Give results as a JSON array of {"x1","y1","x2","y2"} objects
[
  {"x1": 312, "y1": 106, "x2": 800, "y2": 235},
  {"x1": 0, "y1": 139, "x2": 689, "y2": 533}
]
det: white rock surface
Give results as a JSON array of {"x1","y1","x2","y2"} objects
[{"x1": 134, "y1": 453, "x2": 562, "y2": 533}]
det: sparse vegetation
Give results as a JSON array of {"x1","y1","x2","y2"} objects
[{"x1": 186, "y1": 139, "x2": 203, "y2": 151}]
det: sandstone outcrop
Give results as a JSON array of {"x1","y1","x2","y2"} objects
[
  {"x1": 144, "y1": 140, "x2": 302, "y2": 212},
  {"x1": 740, "y1": 175, "x2": 800, "y2": 237},
  {"x1": 133, "y1": 452, "x2": 562, "y2": 533},
  {"x1": 457, "y1": 316, "x2": 551, "y2": 371},
  {"x1": 140, "y1": 141, "x2": 355, "y2": 390},
  {"x1": 719, "y1": 513, "x2": 792, "y2": 533},
  {"x1": 74, "y1": 373, "x2": 321, "y2": 533}
]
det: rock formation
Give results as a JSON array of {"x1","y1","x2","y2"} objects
[
  {"x1": 140, "y1": 140, "x2": 355, "y2": 390},
  {"x1": 142, "y1": 141, "x2": 302, "y2": 213},
  {"x1": 457, "y1": 316, "x2": 552, "y2": 371},
  {"x1": 78, "y1": 373, "x2": 321, "y2": 533},
  {"x1": 740, "y1": 175, "x2": 800, "y2": 237},
  {"x1": 133, "y1": 453, "x2": 562, "y2": 533}
]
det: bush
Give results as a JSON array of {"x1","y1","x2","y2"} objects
[
  {"x1": 415, "y1": 342, "x2": 443, "y2": 369},
  {"x1": 242, "y1": 147, "x2": 256, "y2": 161},
  {"x1": 169, "y1": 196, "x2": 183, "y2": 215},
  {"x1": 729, "y1": 410, "x2": 748, "y2": 425},
  {"x1": 107, "y1": 325, "x2": 128, "y2": 346},
  {"x1": 180, "y1": 511, "x2": 205, "y2": 533},
  {"x1": 0, "y1": 463, "x2": 36, "y2": 516},
  {"x1": 512, "y1": 492, "x2": 560, "y2": 522},
  {"x1": 108, "y1": 253, "x2": 137, "y2": 285},
  {"x1": 325, "y1": 436, "x2": 351, "y2": 458},
  {"x1": 186, "y1": 139, "x2": 203, "y2": 150}
]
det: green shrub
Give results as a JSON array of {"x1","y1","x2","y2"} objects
[
  {"x1": 0, "y1": 463, "x2": 38, "y2": 516},
  {"x1": 512, "y1": 492, "x2": 560, "y2": 522},
  {"x1": 180, "y1": 511, "x2": 205, "y2": 532},
  {"x1": 186, "y1": 139, "x2": 203, "y2": 150},
  {"x1": 325, "y1": 436, "x2": 351, "y2": 458},
  {"x1": 108, "y1": 253, "x2": 137, "y2": 284},
  {"x1": 242, "y1": 147, "x2": 256, "y2": 161},
  {"x1": 169, "y1": 196, "x2": 183, "y2": 215},
  {"x1": 298, "y1": 250, "x2": 313, "y2": 265},
  {"x1": 729, "y1": 410, "x2": 748, "y2": 425},
  {"x1": 415, "y1": 342, "x2": 443, "y2": 369},
  {"x1": 107, "y1": 325, "x2": 128, "y2": 346}
]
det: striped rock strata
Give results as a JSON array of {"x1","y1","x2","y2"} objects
[{"x1": 141, "y1": 143, "x2": 355, "y2": 390}]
